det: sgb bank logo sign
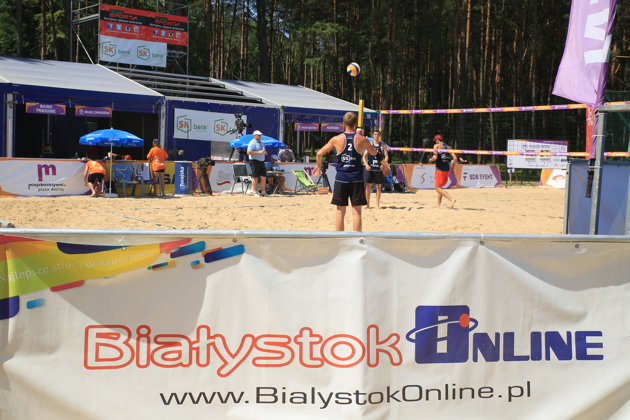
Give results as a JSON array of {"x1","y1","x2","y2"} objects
[
  {"x1": 214, "y1": 119, "x2": 229, "y2": 136},
  {"x1": 176, "y1": 115, "x2": 192, "y2": 134},
  {"x1": 137, "y1": 46, "x2": 150, "y2": 61},
  {"x1": 102, "y1": 41, "x2": 116, "y2": 58}
]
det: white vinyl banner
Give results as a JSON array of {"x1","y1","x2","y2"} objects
[
  {"x1": 1, "y1": 232, "x2": 629, "y2": 419},
  {"x1": 459, "y1": 165, "x2": 502, "y2": 188},
  {"x1": 99, "y1": 35, "x2": 167, "y2": 67},
  {"x1": 0, "y1": 159, "x2": 90, "y2": 196},
  {"x1": 173, "y1": 109, "x2": 247, "y2": 142},
  {"x1": 408, "y1": 164, "x2": 457, "y2": 189}
]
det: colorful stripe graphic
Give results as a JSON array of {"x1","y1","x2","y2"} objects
[
  {"x1": 147, "y1": 261, "x2": 176, "y2": 271},
  {"x1": 50, "y1": 280, "x2": 85, "y2": 292},
  {"x1": 0, "y1": 234, "x2": 160, "y2": 300},
  {"x1": 170, "y1": 241, "x2": 206, "y2": 258},
  {"x1": 191, "y1": 260, "x2": 204, "y2": 270},
  {"x1": 204, "y1": 245, "x2": 245, "y2": 264},
  {"x1": 0, "y1": 297, "x2": 20, "y2": 319},
  {"x1": 26, "y1": 298, "x2": 45, "y2": 309}
]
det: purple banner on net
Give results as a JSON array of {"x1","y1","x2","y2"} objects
[
  {"x1": 25, "y1": 103, "x2": 66, "y2": 115},
  {"x1": 76, "y1": 106, "x2": 112, "y2": 118}
]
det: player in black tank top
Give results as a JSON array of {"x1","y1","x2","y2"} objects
[
  {"x1": 429, "y1": 134, "x2": 458, "y2": 209},
  {"x1": 313, "y1": 112, "x2": 390, "y2": 231}
]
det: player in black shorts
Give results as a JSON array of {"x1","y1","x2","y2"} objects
[
  {"x1": 362, "y1": 129, "x2": 389, "y2": 209},
  {"x1": 314, "y1": 112, "x2": 390, "y2": 231}
]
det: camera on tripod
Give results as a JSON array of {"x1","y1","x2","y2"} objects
[
  {"x1": 196, "y1": 158, "x2": 215, "y2": 195},
  {"x1": 198, "y1": 157, "x2": 215, "y2": 170},
  {"x1": 321, "y1": 161, "x2": 329, "y2": 172},
  {"x1": 227, "y1": 113, "x2": 252, "y2": 137}
]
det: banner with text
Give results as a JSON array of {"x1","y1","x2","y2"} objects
[
  {"x1": 173, "y1": 109, "x2": 247, "y2": 142},
  {"x1": 100, "y1": 4, "x2": 188, "y2": 47},
  {"x1": 0, "y1": 159, "x2": 89, "y2": 196},
  {"x1": 0, "y1": 233, "x2": 628, "y2": 419},
  {"x1": 99, "y1": 35, "x2": 167, "y2": 67}
]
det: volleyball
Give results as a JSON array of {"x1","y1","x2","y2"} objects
[{"x1": 347, "y1": 62, "x2": 361, "y2": 77}]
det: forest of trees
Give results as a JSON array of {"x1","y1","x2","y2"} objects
[{"x1": 0, "y1": 0, "x2": 628, "y2": 156}]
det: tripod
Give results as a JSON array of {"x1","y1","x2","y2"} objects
[
  {"x1": 193, "y1": 165, "x2": 213, "y2": 195},
  {"x1": 315, "y1": 169, "x2": 331, "y2": 189}
]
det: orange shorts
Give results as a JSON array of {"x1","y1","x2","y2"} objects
[{"x1": 435, "y1": 170, "x2": 449, "y2": 188}]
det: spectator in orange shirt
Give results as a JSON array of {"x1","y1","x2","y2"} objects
[
  {"x1": 147, "y1": 139, "x2": 168, "y2": 197},
  {"x1": 83, "y1": 157, "x2": 107, "y2": 197}
]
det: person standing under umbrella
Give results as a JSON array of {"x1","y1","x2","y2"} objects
[
  {"x1": 83, "y1": 157, "x2": 107, "y2": 197},
  {"x1": 147, "y1": 139, "x2": 168, "y2": 197}
]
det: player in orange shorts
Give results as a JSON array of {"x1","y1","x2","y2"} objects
[{"x1": 429, "y1": 134, "x2": 457, "y2": 209}]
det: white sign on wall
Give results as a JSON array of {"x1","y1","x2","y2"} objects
[
  {"x1": 99, "y1": 35, "x2": 167, "y2": 67},
  {"x1": 507, "y1": 140, "x2": 568, "y2": 169},
  {"x1": 173, "y1": 109, "x2": 246, "y2": 142}
]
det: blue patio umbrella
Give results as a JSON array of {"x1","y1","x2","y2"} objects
[
  {"x1": 80, "y1": 128, "x2": 146, "y2": 197},
  {"x1": 229, "y1": 134, "x2": 287, "y2": 149}
]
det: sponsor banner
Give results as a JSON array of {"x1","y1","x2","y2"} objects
[
  {"x1": 407, "y1": 164, "x2": 457, "y2": 190},
  {"x1": 75, "y1": 106, "x2": 112, "y2": 118},
  {"x1": 207, "y1": 162, "x2": 337, "y2": 193},
  {"x1": 173, "y1": 109, "x2": 247, "y2": 142},
  {"x1": 540, "y1": 169, "x2": 566, "y2": 189},
  {"x1": 507, "y1": 140, "x2": 568, "y2": 169},
  {"x1": 99, "y1": 35, "x2": 167, "y2": 67},
  {"x1": 146, "y1": 13, "x2": 188, "y2": 46},
  {"x1": 0, "y1": 232, "x2": 628, "y2": 419},
  {"x1": 100, "y1": 4, "x2": 188, "y2": 46},
  {"x1": 459, "y1": 165, "x2": 502, "y2": 188},
  {"x1": 25, "y1": 103, "x2": 66, "y2": 115},
  {"x1": 0, "y1": 159, "x2": 90, "y2": 196},
  {"x1": 295, "y1": 123, "x2": 320, "y2": 132},
  {"x1": 321, "y1": 123, "x2": 344, "y2": 132}
]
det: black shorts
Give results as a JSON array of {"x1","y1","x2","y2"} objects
[
  {"x1": 87, "y1": 173, "x2": 105, "y2": 184},
  {"x1": 154, "y1": 169, "x2": 165, "y2": 173},
  {"x1": 331, "y1": 181, "x2": 367, "y2": 207},
  {"x1": 365, "y1": 170, "x2": 384, "y2": 184},
  {"x1": 250, "y1": 160, "x2": 267, "y2": 178}
]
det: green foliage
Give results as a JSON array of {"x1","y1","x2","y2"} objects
[{"x1": 2, "y1": 0, "x2": 629, "y2": 155}]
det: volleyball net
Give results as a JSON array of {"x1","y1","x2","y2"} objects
[{"x1": 373, "y1": 99, "x2": 630, "y2": 157}]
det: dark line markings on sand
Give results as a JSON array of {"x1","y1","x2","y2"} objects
[{"x1": 91, "y1": 210, "x2": 178, "y2": 229}]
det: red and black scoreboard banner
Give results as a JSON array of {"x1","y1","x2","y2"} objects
[{"x1": 100, "y1": 4, "x2": 188, "y2": 47}]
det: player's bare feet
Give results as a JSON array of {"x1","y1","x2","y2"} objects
[
  {"x1": 450, "y1": 199, "x2": 457, "y2": 209},
  {"x1": 365, "y1": 205, "x2": 370, "y2": 209}
]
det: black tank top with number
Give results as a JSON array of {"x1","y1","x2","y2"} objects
[
  {"x1": 368, "y1": 142, "x2": 383, "y2": 172},
  {"x1": 336, "y1": 133, "x2": 364, "y2": 183}
]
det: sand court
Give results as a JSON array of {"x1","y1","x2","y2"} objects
[{"x1": 0, "y1": 186, "x2": 564, "y2": 234}]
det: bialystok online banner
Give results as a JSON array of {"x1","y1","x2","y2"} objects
[{"x1": 0, "y1": 232, "x2": 629, "y2": 419}]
